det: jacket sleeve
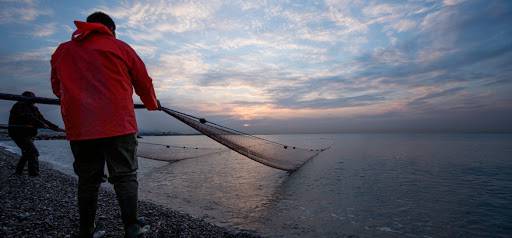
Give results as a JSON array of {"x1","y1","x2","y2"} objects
[
  {"x1": 125, "y1": 44, "x2": 159, "y2": 110},
  {"x1": 50, "y1": 47, "x2": 61, "y2": 98}
]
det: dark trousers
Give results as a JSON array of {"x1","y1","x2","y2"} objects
[
  {"x1": 13, "y1": 137, "x2": 40, "y2": 176},
  {"x1": 70, "y1": 133, "x2": 139, "y2": 236}
]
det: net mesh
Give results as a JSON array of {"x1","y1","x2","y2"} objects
[
  {"x1": 161, "y1": 107, "x2": 327, "y2": 171},
  {"x1": 137, "y1": 141, "x2": 226, "y2": 162}
]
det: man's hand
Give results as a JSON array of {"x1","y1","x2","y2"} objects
[
  {"x1": 47, "y1": 123, "x2": 65, "y2": 132},
  {"x1": 146, "y1": 99, "x2": 161, "y2": 111},
  {"x1": 157, "y1": 99, "x2": 162, "y2": 111}
]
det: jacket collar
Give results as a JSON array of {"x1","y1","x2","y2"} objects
[{"x1": 71, "y1": 21, "x2": 114, "y2": 41}]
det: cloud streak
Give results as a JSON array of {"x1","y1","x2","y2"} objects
[
  {"x1": 0, "y1": 0, "x2": 52, "y2": 24},
  {"x1": 0, "y1": 0, "x2": 511, "y2": 132}
]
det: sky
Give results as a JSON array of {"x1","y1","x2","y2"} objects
[{"x1": 0, "y1": 0, "x2": 511, "y2": 134}]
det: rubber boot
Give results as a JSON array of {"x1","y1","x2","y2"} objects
[
  {"x1": 76, "y1": 223, "x2": 105, "y2": 238},
  {"x1": 27, "y1": 156, "x2": 39, "y2": 176},
  {"x1": 15, "y1": 156, "x2": 27, "y2": 175},
  {"x1": 124, "y1": 218, "x2": 150, "y2": 238},
  {"x1": 92, "y1": 223, "x2": 106, "y2": 238}
]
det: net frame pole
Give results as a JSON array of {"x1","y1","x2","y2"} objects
[{"x1": 0, "y1": 93, "x2": 146, "y2": 109}]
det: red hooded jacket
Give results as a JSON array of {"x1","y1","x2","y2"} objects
[{"x1": 51, "y1": 21, "x2": 158, "y2": 141}]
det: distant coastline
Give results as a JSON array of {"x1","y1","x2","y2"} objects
[
  {"x1": 0, "y1": 129, "x2": 202, "y2": 141},
  {"x1": 2, "y1": 128, "x2": 510, "y2": 142},
  {"x1": 139, "y1": 131, "x2": 200, "y2": 136}
]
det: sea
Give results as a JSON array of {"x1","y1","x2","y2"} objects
[{"x1": 1, "y1": 133, "x2": 511, "y2": 237}]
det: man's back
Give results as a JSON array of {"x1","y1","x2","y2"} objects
[
  {"x1": 8, "y1": 102, "x2": 40, "y2": 138},
  {"x1": 51, "y1": 21, "x2": 158, "y2": 140}
]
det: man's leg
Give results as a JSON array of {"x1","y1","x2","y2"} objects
[
  {"x1": 25, "y1": 138, "x2": 40, "y2": 176},
  {"x1": 103, "y1": 134, "x2": 141, "y2": 237},
  {"x1": 13, "y1": 137, "x2": 38, "y2": 175},
  {"x1": 15, "y1": 154, "x2": 27, "y2": 174},
  {"x1": 27, "y1": 154, "x2": 40, "y2": 176},
  {"x1": 70, "y1": 139, "x2": 106, "y2": 237}
]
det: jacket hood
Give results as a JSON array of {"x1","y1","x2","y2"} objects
[{"x1": 72, "y1": 21, "x2": 114, "y2": 41}]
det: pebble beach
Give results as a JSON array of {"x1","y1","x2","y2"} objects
[{"x1": 0, "y1": 147, "x2": 260, "y2": 238}]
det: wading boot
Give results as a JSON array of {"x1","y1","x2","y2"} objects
[
  {"x1": 125, "y1": 217, "x2": 150, "y2": 238},
  {"x1": 75, "y1": 223, "x2": 105, "y2": 238},
  {"x1": 92, "y1": 223, "x2": 106, "y2": 238}
]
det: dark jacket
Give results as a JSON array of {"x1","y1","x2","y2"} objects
[{"x1": 8, "y1": 101, "x2": 58, "y2": 138}]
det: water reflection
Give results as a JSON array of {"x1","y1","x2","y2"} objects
[
  {"x1": 138, "y1": 149, "x2": 288, "y2": 230},
  {"x1": 1, "y1": 133, "x2": 511, "y2": 237}
]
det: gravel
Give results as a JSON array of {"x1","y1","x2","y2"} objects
[{"x1": 0, "y1": 148, "x2": 260, "y2": 238}]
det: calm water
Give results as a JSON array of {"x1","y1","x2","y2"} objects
[{"x1": 1, "y1": 134, "x2": 511, "y2": 237}]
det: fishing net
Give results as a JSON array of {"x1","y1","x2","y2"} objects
[
  {"x1": 0, "y1": 124, "x2": 224, "y2": 162},
  {"x1": 0, "y1": 93, "x2": 328, "y2": 171},
  {"x1": 161, "y1": 107, "x2": 327, "y2": 171},
  {"x1": 137, "y1": 141, "x2": 226, "y2": 162}
]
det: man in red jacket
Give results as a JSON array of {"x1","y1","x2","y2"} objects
[{"x1": 50, "y1": 12, "x2": 159, "y2": 238}]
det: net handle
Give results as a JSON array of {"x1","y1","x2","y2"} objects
[{"x1": 0, "y1": 92, "x2": 146, "y2": 109}]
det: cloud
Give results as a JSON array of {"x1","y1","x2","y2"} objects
[
  {"x1": 443, "y1": 0, "x2": 467, "y2": 6},
  {"x1": 236, "y1": 0, "x2": 266, "y2": 11},
  {"x1": 408, "y1": 87, "x2": 466, "y2": 107},
  {"x1": 0, "y1": 46, "x2": 55, "y2": 63},
  {"x1": 389, "y1": 19, "x2": 417, "y2": 32},
  {"x1": 131, "y1": 44, "x2": 158, "y2": 58},
  {"x1": 362, "y1": 2, "x2": 425, "y2": 30},
  {"x1": 32, "y1": 23, "x2": 57, "y2": 37},
  {"x1": 0, "y1": 0, "x2": 52, "y2": 24},
  {"x1": 149, "y1": 51, "x2": 209, "y2": 91},
  {"x1": 0, "y1": 50, "x2": 52, "y2": 95},
  {"x1": 362, "y1": 3, "x2": 396, "y2": 17},
  {"x1": 325, "y1": 0, "x2": 368, "y2": 34},
  {"x1": 93, "y1": 0, "x2": 223, "y2": 42},
  {"x1": 281, "y1": 93, "x2": 387, "y2": 109},
  {"x1": 1, "y1": 0, "x2": 511, "y2": 133},
  {"x1": 69, "y1": 0, "x2": 512, "y2": 121}
]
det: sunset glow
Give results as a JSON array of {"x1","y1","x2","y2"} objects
[{"x1": 1, "y1": 0, "x2": 511, "y2": 133}]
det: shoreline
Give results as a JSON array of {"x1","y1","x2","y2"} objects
[{"x1": 0, "y1": 148, "x2": 260, "y2": 237}]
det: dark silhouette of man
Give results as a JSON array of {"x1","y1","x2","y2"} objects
[
  {"x1": 8, "y1": 91, "x2": 62, "y2": 176},
  {"x1": 50, "y1": 12, "x2": 159, "y2": 238}
]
